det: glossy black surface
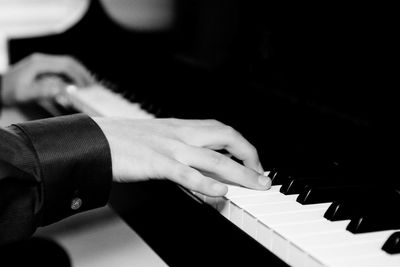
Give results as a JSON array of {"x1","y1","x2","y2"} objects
[
  {"x1": 345, "y1": 189, "x2": 400, "y2": 233},
  {"x1": 325, "y1": 187, "x2": 398, "y2": 222},
  {"x1": 297, "y1": 185, "x2": 363, "y2": 205},
  {"x1": 110, "y1": 181, "x2": 289, "y2": 267},
  {"x1": 382, "y1": 232, "x2": 400, "y2": 254}
]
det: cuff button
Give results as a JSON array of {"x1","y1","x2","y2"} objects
[{"x1": 71, "y1": 197, "x2": 82, "y2": 210}]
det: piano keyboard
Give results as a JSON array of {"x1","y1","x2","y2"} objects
[
  {"x1": 51, "y1": 85, "x2": 400, "y2": 267},
  {"x1": 193, "y1": 176, "x2": 400, "y2": 267},
  {"x1": 51, "y1": 84, "x2": 155, "y2": 119}
]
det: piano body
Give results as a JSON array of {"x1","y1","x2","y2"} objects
[{"x1": 6, "y1": 0, "x2": 399, "y2": 266}]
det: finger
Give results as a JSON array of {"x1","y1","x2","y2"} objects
[
  {"x1": 60, "y1": 57, "x2": 95, "y2": 86},
  {"x1": 34, "y1": 76, "x2": 68, "y2": 98},
  {"x1": 175, "y1": 146, "x2": 271, "y2": 190},
  {"x1": 186, "y1": 126, "x2": 264, "y2": 173},
  {"x1": 29, "y1": 54, "x2": 95, "y2": 87},
  {"x1": 157, "y1": 156, "x2": 228, "y2": 197}
]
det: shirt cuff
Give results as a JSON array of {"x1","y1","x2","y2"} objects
[
  {"x1": 13, "y1": 114, "x2": 112, "y2": 225},
  {"x1": 0, "y1": 75, "x2": 3, "y2": 111}
]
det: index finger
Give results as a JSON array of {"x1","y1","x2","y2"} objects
[
  {"x1": 185, "y1": 125, "x2": 264, "y2": 173},
  {"x1": 175, "y1": 145, "x2": 271, "y2": 190}
]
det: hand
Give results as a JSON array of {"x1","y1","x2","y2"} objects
[
  {"x1": 1, "y1": 53, "x2": 95, "y2": 105},
  {"x1": 93, "y1": 117, "x2": 271, "y2": 197}
]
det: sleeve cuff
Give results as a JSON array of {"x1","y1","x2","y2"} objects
[
  {"x1": 14, "y1": 114, "x2": 112, "y2": 225},
  {"x1": 0, "y1": 75, "x2": 3, "y2": 112}
]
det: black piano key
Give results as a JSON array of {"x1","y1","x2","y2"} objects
[
  {"x1": 323, "y1": 199, "x2": 370, "y2": 221},
  {"x1": 296, "y1": 185, "x2": 361, "y2": 205},
  {"x1": 279, "y1": 177, "x2": 303, "y2": 194},
  {"x1": 324, "y1": 200, "x2": 361, "y2": 221},
  {"x1": 268, "y1": 160, "x2": 343, "y2": 187},
  {"x1": 324, "y1": 187, "x2": 397, "y2": 221},
  {"x1": 280, "y1": 174, "x2": 367, "y2": 195},
  {"x1": 346, "y1": 214, "x2": 400, "y2": 233},
  {"x1": 382, "y1": 232, "x2": 400, "y2": 254},
  {"x1": 324, "y1": 200, "x2": 349, "y2": 221},
  {"x1": 268, "y1": 169, "x2": 291, "y2": 185},
  {"x1": 346, "y1": 189, "x2": 400, "y2": 233},
  {"x1": 280, "y1": 177, "x2": 329, "y2": 195}
]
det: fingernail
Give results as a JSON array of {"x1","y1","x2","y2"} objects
[
  {"x1": 258, "y1": 175, "x2": 271, "y2": 189},
  {"x1": 66, "y1": 85, "x2": 78, "y2": 93}
]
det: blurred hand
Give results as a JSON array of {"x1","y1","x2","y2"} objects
[
  {"x1": 93, "y1": 117, "x2": 271, "y2": 197},
  {"x1": 1, "y1": 53, "x2": 95, "y2": 105}
]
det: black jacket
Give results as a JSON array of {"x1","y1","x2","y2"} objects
[{"x1": 0, "y1": 112, "x2": 112, "y2": 245}]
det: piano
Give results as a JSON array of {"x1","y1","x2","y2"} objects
[
  {"x1": 31, "y1": 81, "x2": 396, "y2": 267},
  {"x1": 7, "y1": 0, "x2": 398, "y2": 266}
]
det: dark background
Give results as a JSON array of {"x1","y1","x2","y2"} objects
[{"x1": 9, "y1": 0, "x2": 396, "y2": 182}]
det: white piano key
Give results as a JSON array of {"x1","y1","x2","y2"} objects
[
  {"x1": 270, "y1": 231, "x2": 289, "y2": 264},
  {"x1": 256, "y1": 221, "x2": 273, "y2": 250},
  {"x1": 292, "y1": 229, "x2": 396, "y2": 251},
  {"x1": 249, "y1": 202, "x2": 331, "y2": 219},
  {"x1": 273, "y1": 220, "x2": 350, "y2": 239},
  {"x1": 230, "y1": 193, "x2": 298, "y2": 208},
  {"x1": 226, "y1": 184, "x2": 281, "y2": 198},
  {"x1": 312, "y1": 240, "x2": 386, "y2": 263},
  {"x1": 297, "y1": 230, "x2": 398, "y2": 267},
  {"x1": 242, "y1": 211, "x2": 258, "y2": 239},
  {"x1": 228, "y1": 196, "x2": 325, "y2": 230},
  {"x1": 229, "y1": 197, "x2": 297, "y2": 227},
  {"x1": 329, "y1": 252, "x2": 400, "y2": 267},
  {"x1": 229, "y1": 202, "x2": 243, "y2": 227},
  {"x1": 267, "y1": 220, "x2": 347, "y2": 267},
  {"x1": 257, "y1": 209, "x2": 328, "y2": 226},
  {"x1": 65, "y1": 85, "x2": 155, "y2": 119},
  {"x1": 286, "y1": 243, "x2": 307, "y2": 267},
  {"x1": 242, "y1": 207, "x2": 327, "y2": 243},
  {"x1": 306, "y1": 256, "x2": 326, "y2": 267}
]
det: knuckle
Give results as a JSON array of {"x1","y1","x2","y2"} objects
[
  {"x1": 177, "y1": 167, "x2": 202, "y2": 187},
  {"x1": 59, "y1": 56, "x2": 74, "y2": 66},
  {"x1": 222, "y1": 125, "x2": 240, "y2": 138},
  {"x1": 248, "y1": 144, "x2": 258, "y2": 156},
  {"x1": 29, "y1": 53, "x2": 44, "y2": 63},
  {"x1": 169, "y1": 141, "x2": 186, "y2": 158},
  {"x1": 207, "y1": 119, "x2": 224, "y2": 127},
  {"x1": 189, "y1": 176, "x2": 203, "y2": 190}
]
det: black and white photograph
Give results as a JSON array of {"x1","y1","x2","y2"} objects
[{"x1": 0, "y1": 0, "x2": 397, "y2": 266}]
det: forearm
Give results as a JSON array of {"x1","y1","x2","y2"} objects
[{"x1": 0, "y1": 114, "x2": 112, "y2": 245}]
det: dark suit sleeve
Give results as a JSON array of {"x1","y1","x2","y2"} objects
[
  {"x1": 0, "y1": 114, "x2": 112, "y2": 245},
  {"x1": 0, "y1": 75, "x2": 3, "y2": 111}
]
